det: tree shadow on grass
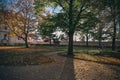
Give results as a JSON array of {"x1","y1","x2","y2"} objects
[
  {"x1": 58, "y1": 53, "x2": 120, "y2": 80},
  {"x1": 59, "y1": 53, "x2": 120, "y2": 67},
  {"x1": 94, "y1": 52, "x2": 120, "y2": 59},
  {"x1": 59, "y1": 56, "x2": 75, "y2": 80}
]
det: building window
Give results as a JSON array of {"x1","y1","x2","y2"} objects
[
  {"x1": 4, "y1": 34, "x2": 7, "y2": 39},
  {"x1": 18, "y1": 37, "x2": 21, "y2": 40},
  {"x1": 4, "y1": 27, "x2": 7, "y2": 30}
]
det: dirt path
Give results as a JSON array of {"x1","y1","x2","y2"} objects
[{"x1": 0, "y1": 51, "x2": 120, "y2": 80}]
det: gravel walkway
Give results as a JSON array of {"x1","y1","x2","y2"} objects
[{"x1": 0, "y1": 51, "x2": 120, "y2": 80}]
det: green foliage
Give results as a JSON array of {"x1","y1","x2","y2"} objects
[
  {"x1": 78, "y1": 12, "x2": 99, "y2": 32},
  {"x1": 38, "y1": 0, "x2": 102, "y2": 54},
  {"x1": 34, "y1": 0, "x2": 47, "y2": 15},
  {"x1": 38, "y1": 16, "x2": 56, "y2": 38},
  {"x1": 50, "y1": 13, "x2": 69, "y2": 33},
  {"x1": 35, "y1": 0, "x2": 120, "y2": 53}
]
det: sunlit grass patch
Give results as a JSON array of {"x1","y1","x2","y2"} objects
[
  {"x1": 74, "y1": 52, "x2": 120, "y2": 66},
  {"x1": 59, "y1": 49, "x2": 120, "y2": 66},
  {"x1": 73, "y1": 47, "x2": 120, "y2": 65},
  {"x1": 0, "y1": 47, "x2": 54, "y2": 66}
]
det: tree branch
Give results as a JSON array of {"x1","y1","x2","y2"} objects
[
  {"x1": 55, "y1": 0, "x2": 67, "y2": 11},
  {"x1": 74, "y1": 2, "x2": 86, "y2": 28}
]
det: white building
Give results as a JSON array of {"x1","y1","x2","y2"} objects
[{"x1": 0, "y1": 26, "x2": 39, "y2": 45}]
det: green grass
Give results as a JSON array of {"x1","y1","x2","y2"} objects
[
  {"x1": 36, "y1": 45, "x2": 120, "y2": 58},
  {"x1": 55, "y1": 46, "x2": 120, "y2": 66},
  {"x1": 36, "y1": 45, "x2": 68, "y2": 51}
]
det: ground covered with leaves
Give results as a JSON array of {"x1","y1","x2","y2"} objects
[
  {"x1": 0, "y1": 46, "x2": 120, "y2": 66},
  {"x1": 0, "y1": 47, "x2": 54, "y2": 66},
  {"x1": 0, "y1": 46, "x2": 120, "y2": 80}
]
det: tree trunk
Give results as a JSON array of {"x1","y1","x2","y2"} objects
[
  {"x1": 86, "y1": 34, "x2": 89, "y2": 47},
  {"x1": 68, "y1": 33, "x2": 74, "y2": 55},
  {"x1": 118, "y1": 20, "x2": 120, "y2": 38},
  {"x1": 49, "y1": 39, "x2": 52, "y2": 45},
  {"x1": 98, "y1": 39, "x2": 101, "y2": 48},
  {"x1": 25, "y1": 34, "x2": 29, "y2": 48},
  {"x1": 112, "y1": 3, "x2": 117, "y2": 51},
  {"x1": 68, "y1": 0, "x2": 74, "y2": 55},
  {"x1": 112, "y1": 17, "x2": 116, "y2": 51},
  {"x1": 98, "y1": 25, "x2": 102, "y2": 48}
]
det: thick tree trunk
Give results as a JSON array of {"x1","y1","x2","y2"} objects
[
  {"x1": 25, "y1": 34, "x2": 29, "y2": 48},
  {"x1": 68, "y1": 0, "x2": 74, "y2": 55},
  {"x1": 68, "y1": 33, "x2": 74, "y2": 55},
  {"x1": 112, "y1": 3, "x2": 117, "y2": 51},
  {"x1": 111, "y1": 0, "x2": 118, "y2": 51},
  {"x1": 112, "y1": 17, "x2": 116, "y2": 51},
  {"x1": 49, "y1": 39, "x2": 52, "y2": 45}
]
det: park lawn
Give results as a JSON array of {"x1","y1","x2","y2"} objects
[
  {"x1": 0, "y1": 46, "x2": 54, "y2": 66},
  {"x1": 55, "y1": 46, "x2": 120, "y2": 66},
  {"x1": 73, "y1": 47, "x2": 120, "y2": 66},
  {"x1": 74, "y1": 52, "x2": 120, "y2": 66},
  {"x1": 0, "y1": 46, "x2": 120, "y2": 66}
]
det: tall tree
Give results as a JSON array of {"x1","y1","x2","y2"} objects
[
  {"x1": 50, "y1": 0, "x2": 94, "y2": 55},
  {"x1": 91, "y1": 8, "x2": 113, "y2": 48},
  {"x1": 79, "y1": 12, "x2": 99, "y2": 47},
  {"x1": 101, "y1": 0, "x2": 118, "y2": 50},
  {"x1": 5, "y1": 0, "x2": 37, "y2": 48},
  {"x1": 0, "y1": 0, "x2": 6, "y2": 28},
  {"x1": 38, "y1": 11, "x2": 56, "y2": 44}
]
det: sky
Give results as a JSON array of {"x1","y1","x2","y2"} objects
[
  {"x1": 0, "y1": 0, "x2": 34, "y2": 6},
  {"x1": 1, "y1": 0, "x2": 61, "y2": 13},
  {"x1": 0, "y1": 0, "x2": 12, "y2": 9},
  {"x1": 46, "y1": 6, "x2": 62, "y2": 14}
]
